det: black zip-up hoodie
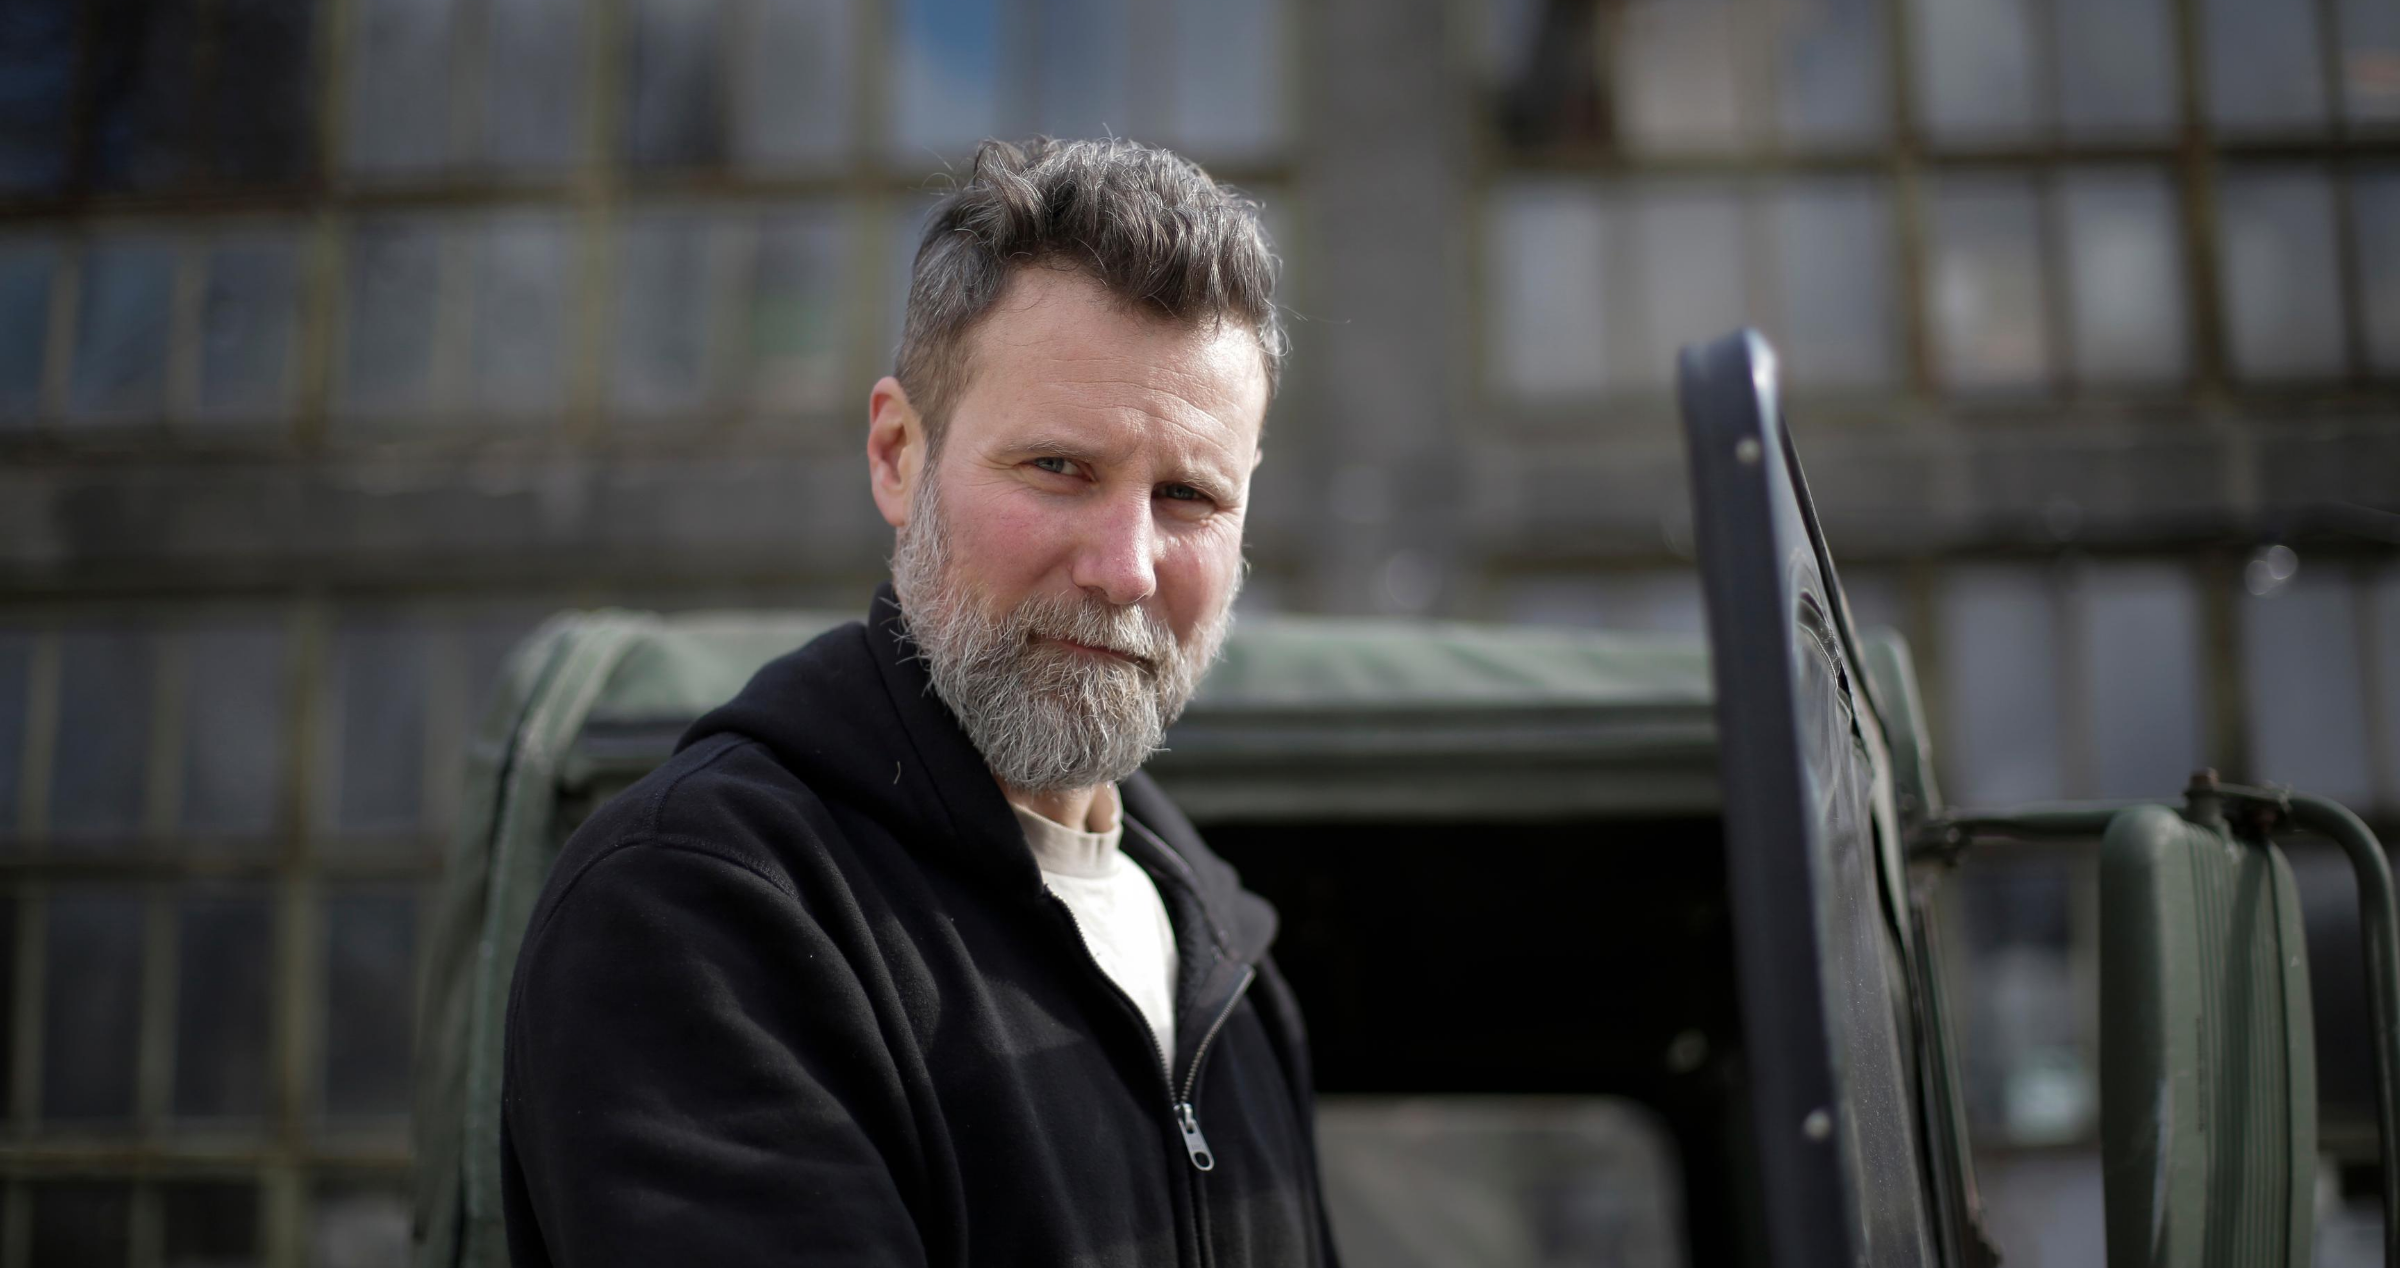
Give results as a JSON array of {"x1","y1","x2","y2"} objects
[{"x1": 499, "y1": 586, "x2": 1339, "y2": 1267}]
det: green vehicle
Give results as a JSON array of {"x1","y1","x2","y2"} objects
[{"x1": 413, "y1": 331, "x2": 2397, "y2": 1267}]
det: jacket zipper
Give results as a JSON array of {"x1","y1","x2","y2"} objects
[{"x1": 1040, "y1": 892, "x2": 1256, "y2": 1266}]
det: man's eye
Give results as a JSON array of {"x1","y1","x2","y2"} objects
[
  {"x1": 1031, "y1": 457, "x2": 1074, "y2": 476},
  {"x1": 1159, "y1": 484, "x2": 1207, "y2": 503}
]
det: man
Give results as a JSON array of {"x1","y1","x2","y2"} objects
[{"x1": 500, "y1": 137, "x2": 1338, "y2": 1266}]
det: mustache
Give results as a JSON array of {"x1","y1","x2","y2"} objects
[{"x1": 1009, "y1": 592, "x2": 1176, "y2": 673}]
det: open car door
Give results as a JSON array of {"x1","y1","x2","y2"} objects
[{"x1": 1679, "y1": 330, "x2": 1982, "y2": 1268}]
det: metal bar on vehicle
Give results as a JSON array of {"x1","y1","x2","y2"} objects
[{"x1": 2274, "y1": 789, "x2": 2400, "y2": 1268}]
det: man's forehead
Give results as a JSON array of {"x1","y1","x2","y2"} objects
[{"x1": 959, "y1": 269, "x2": 1268, "y2": 455}]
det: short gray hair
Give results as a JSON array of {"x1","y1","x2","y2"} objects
[{"x1": 894, "y1": 137, "x2": 1287, "y2": 447}]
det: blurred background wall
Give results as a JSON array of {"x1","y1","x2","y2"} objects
[{"x1": 0, "y1": 0, "x2": 2394, "y2": 1263}]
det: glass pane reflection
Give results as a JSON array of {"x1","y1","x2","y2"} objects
[
  {"x1": 0, "y1": 239, "x2": 53, "y2": 418},
  {"x1": 198, "y1": 234, "x2": 300, "y2": 419},
  {"x1": 2076, "y1": 563, "x2": 2204, "y2": 800},
  {"x1": 1170, "y1": 0, "x2": 1285, "y2": 158},
  {"x1": 321, "y1": 891, "x2": 418, "y2": 1119},
  {"x1": 736, "y1": 0, "x2": 855, "y2": 169},
  {"x1": 2241, "y1": 569, "x2": 2374, "y2": 807},
  {"x1": 1487, "y1": 185, "x2": 1608, "y2": 397},
  {"x1": 175, "y1": 889, "x2": 274, "y2": 1121},
  {"x1": 2216, "y1": 168, "x2": 2345, "y2": 380},
  {"x1": 180, "y1": 623, "x2": 287, "y2": 837},
  {"x1": 346, "y1": 0, "x2": 456, "y2": 176},
  {"x1": 30, "y1": 1180, "x2": 131, "y2": 1267},
  {"x1": 625, "y1": 0, "x2": 728, "y2": 169},
  {"x1": 892, "y1": 0, "x2": 1000, "y2": 159},
  {"x1": 1771, "y1": 178, "x2": 1896, "y2": 389},
  {"x1": 2358, "y1": 168, "x2": 2400, "y2": 376},
  {"x1": 2204, "y1": 0, "x2": 2327, "y2": 131},
  {"x1": 42, "y1": 889, "x2": 144, "y2": 1124},
  {"x1": 1927, "y1": 175, "x2": 2050, "y2": 392},
  {"x1": 52, "y1": 627, "x2": 154, "y2": 840},
  {"x1": 1912, "y1": 0, "x2": 2037, "y2": 142},
  {"x1": 69, "y1": 239, "x2": 176, "y2": 418},
  {"x1": 1776, "y1": 0, "x2": 1887, "y2": 146},
  {"x1": 2058, "y1": 169, "x2": 2186, "y2": 384},
  {"x1": 1938, "y1": 566, "x2": 2064, "y2": 805},
  {"x1": 2053, "y1": 0, "x2": 2177, "y2": 137}
]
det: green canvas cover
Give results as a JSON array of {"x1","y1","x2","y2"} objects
[{"x1": 410, "y1": 607, "x2": 1717, "y2": 1268}]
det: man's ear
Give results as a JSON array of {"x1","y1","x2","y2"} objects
[{"x1": 867, "y1": 376, "x2": 925, "y2": 529}]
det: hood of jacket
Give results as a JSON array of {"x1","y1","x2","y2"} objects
[{"x1": 674, "y1": 582, "x2": 1278, "y2": 974}]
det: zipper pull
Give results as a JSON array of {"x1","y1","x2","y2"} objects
[{"x1": 1174, "y1": 1101, "x2": 1216, "y2": 1172}]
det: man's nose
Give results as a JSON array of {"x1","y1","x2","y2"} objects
[{"x1": 1068, "y1": 490, "x2": 1159, "y2": 607}]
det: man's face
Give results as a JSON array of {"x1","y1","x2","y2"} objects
[{"x1": 875, "y1": 267, "x2": 1268, "y2": 792}]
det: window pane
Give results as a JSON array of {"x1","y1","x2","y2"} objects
[
  {"x1": 0, "y1": 628, "x2": 27, "y2": 831},
  {"x1": 614, "y1": 214, "x2": 715, "y2": 415},
  {"x1": 2345, "y1": 0, "x2": 2400, "y2": 125},
  {"x1": 1777, "y1": 0, "x2": 1887, "y2": 146},
  {"x1": 341, "y1": 219, "x2": 443, "y2": 416},
  {"x1": 2058, "y1": 169, "x2": 2187, "y2": 383},
  {"x1": 1318, "y1": 1098, "x2": 1683, "y2": 1265},
  {"x1": 0, "y1": 239, "x2": 53, "y2": 419},
  {"x1": 2241, "y1": 569, "x2": 2373, "y2": 806},
  {"x1": 625, "y1": 0, "x2": 727, "y2": 169},
  {"x1": 1928, "y1": 175, "x2": 2051, "y2": 392},
  {"x1": 1631, "y1": 184, "x2": 1747, "y2": 387},
  {"x1": 1912, "y1": 0, "x2": 2037, "y2": 142},
  {"x1": 893, "y1": 0, "x2": 1000, "y2": 159},
  {"x1": 2078, "y1": 564, "x2": 2203, "y2": 799},
  {"x1": 469, "y1": 213, "x2": 570, "y2": 417},
  {"x1": 42, "y1": 889, "x2": 143, "y2": 1124},
  {"x1": 30, "y1": 1180, "x2": 130, "y2": 1267},
  {"x1": 750, "y1": 211, "x2": 845, "y2": 413},
  {"x1": 1616, "y1": 0, "x2": 1750, "y2": 153},
  {"x1": 1771, "y1": 178, "x2": 1896, "y2": 389},
  {"x1": 87, "y1": 0, "x2": 197, "y2": 191},
  {"x1": 1171, "y1": 0, "x2": 1285, "y2": 158},
  {"x1": 181, "y1": 623, "x2": 287, "y2": 836},
  {"x1": 214, "y1": 0, "x2": 317, "y2": 184},
  {"x1": 1938, "y1": 566, "x2": 2064, "y2": 804},
  {"x1": 332, "y1": 622, "x2": 426, "y2": 836},
  {"x1": 2053, "y1": 0, "x2": 2176, "y2": 137},
  {"x1": 163, "y1": 1181, "x2": 259, "y2": 1267},
  {"x1": 482, "y1": 0, "x2": 582, "y2": 170},
  {"x1": 174, "y1": 888, "x2": 273, "y2": 1121},
  {"x1": 2358, "y1": 168, "x2": 2400, "y2": 376},
  {"x1": 1033, "y1": 0, "x2": 1130, "y2": 139},
  {"x1": 346, "y1": 0, "x2": 456, "y2": 176},
  {"x1": 52, "y1": 627, "x2": 154, "y2": 841},
  {"x1": 737, "y1": 0, "x2": 855, "y2": 168},
  {"x1": 322, "y1": 891, "x2": 417, "y2": 1119},
  {"x1": 69, "y1": 239, "x2": 176, "y2": 418},
  {"x1": 310, "y1": 1180, "x2": 411, "y2": 1268},
  {"x1": 1488, "y1": 185, "x2": 1608, "y2": 397},
  {"x1": 197, "y1": 234, "x2": 300, "y2": 419},
  {"x1": 0, "y1": 0, "x2": 75, "y2": 192},
  {"x1": 2204, "y1": 0, "x2": 2327, "y2": 131},
  {"x1": 2216, "y1": 168, "x2": 2345, "y2": 380}
]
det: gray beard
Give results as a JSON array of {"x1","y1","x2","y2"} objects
[{"x1": 890, "y1": 475, "x2": 1237, "y2": 795}]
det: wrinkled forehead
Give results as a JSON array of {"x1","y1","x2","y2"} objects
[{"x1": 951, "y1": 269, "x2": 1270, "y2": 459}]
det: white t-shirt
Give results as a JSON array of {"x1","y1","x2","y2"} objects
[{"x1": 1011, "y1": 784, "x2": 1180, "y2": 1074}]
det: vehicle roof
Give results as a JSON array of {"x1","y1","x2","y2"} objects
[{"x1": 559, "y1": 609, "x2": 1722, "y2": 821}]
